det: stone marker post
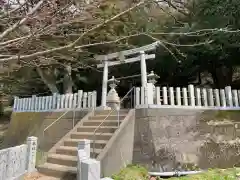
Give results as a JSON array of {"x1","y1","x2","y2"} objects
[{"x1": 26, "y1": 136, "x2": 38, "y2": 173}]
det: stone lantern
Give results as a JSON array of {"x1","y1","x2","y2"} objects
[
  {"x1": 147, "y1": 71, "x2": 159, "y2": 102},
  {"x1": 106, "y1": 76, "x2": 120, "y2": 110},
  {"x1": 148, "y1": 71, "x2": 159, "y2": 85}
]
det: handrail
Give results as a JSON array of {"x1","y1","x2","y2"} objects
[
  {"x1": 92, "y1": 87, "x2": 135, "y2": 156},
  {"x1": 44, "y1": 110, "x2": 71, "y2": 133},
  {"x1": 43, "y1": 93, "x2": 94, "y2": 134}
]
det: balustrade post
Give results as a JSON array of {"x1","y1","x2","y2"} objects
[
  {"x1": 156, "y1": 87, "x2": 161, "y2": 105},
  {"x1": 202, "y1": 88, "x2": 208, "y2": 107},
  {"x1": 182, "y1": 88, "x2": 188, "y2": 106},
  {"x1": 214, "y1": 89, "x2": 220, "y2": 107},
  {"x1": 196, "y1": 88, "x2": 201, "y2": 106},
  {"x1": 208, "y1": 88, "x2": 214, "y2": 106},
  {"x1": 162, "y1": 87, "x2": 168, "y2": 105},
  {"x1": 188, "y1": 84, "x2": 195, "y2": 106},
  {"x1": 176, "y1": 87, "x2": 181, "y2": 106},
  {"x1": 220, "y1": 89, "x2": 226, "y2": 107},
  {"x1": 169, "y1": 87, "x2": 174, "y2": 106},
  {"x1": 225, "y1": 86, "x2": 233, "y2": 107}
]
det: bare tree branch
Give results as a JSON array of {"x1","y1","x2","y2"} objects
[
  {"x1": 0, "y1": 1, "x2": 27, "y2": 19},
  {"x1": 0, "y1": 0, "x2": 44, "y2": 40},
  {"x1": 0, "y1": 0, "x2": 147, "y2": 63},
  {"x1": 162, "y1": 0, "x2": 189, "y2": 16}
]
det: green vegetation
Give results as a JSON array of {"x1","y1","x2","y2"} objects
[
  {"x1": 36, "y1": 149, "x2": 47, "y2": 166},
  {"x1": 112, "y1": 165, "x2": 240, "y2": 180},
  {"x1": 167, "y1": 168, "x2": 240, "y2": 180},
  {"x1": 112, "y1": 165, "x2": 149, "y2": 180}
]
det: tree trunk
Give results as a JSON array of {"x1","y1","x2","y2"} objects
[
  {"x1": 63, "y1": 64, "x2": 73, "y2": 94},
  {"x1": 36, "y1": 67, "x2": 59, "y2": 94},
  {"x1": 210, "y1": 66, "x2": 233, "y2": 88}
]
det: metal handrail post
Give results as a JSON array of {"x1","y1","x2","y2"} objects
[
  {"x1": 92, "y1": 135, "x2": 96, "y2": 158},
  {"x1": 73, "y1": 107, "x2": 76, "y2": 129},
  {"x1": 133, "y1": 87, "x2": 136, "y2": 108}
]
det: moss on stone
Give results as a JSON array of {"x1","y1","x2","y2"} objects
[
  {"x1": 214, "y1": 110, "x2": 240, "y2": 121},
  {"x1": 200, "y1": 110, "x2": 240, "y2": 123}
]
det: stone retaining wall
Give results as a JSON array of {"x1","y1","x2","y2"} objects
[{"x1": 133, "y1": 108, "x2": 240, "y2": 171}]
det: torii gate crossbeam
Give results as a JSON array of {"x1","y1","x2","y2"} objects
[{"x1": 95, "y1": 41, "x2": 160, "y2": 108}]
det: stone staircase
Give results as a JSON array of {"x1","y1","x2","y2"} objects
[{"x1": 38, "y1": 109, "x2": 129, "y2": 179}]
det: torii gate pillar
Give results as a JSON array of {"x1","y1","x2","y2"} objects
[
  {"x1": 140, "y1": 51, "x2": 147, "y2": 87},
  {"x1": 101, "y1": 57, "x2": 108, "y2": 108}
]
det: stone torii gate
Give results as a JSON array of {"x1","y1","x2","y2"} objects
[{"x1": 95, "y1": 41, "x2": 160, "y2": 109}]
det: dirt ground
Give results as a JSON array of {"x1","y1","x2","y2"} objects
[{"x1": 23, "y1": 172, "x2": 44, "y2": 180}]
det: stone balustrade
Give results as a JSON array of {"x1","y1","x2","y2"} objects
[
  {"x1": 136, "y1": 84, "x2": 240, "y2": 109},
  {"x1": 13, "y1": 90, "x2": 97, "y2": 112}
]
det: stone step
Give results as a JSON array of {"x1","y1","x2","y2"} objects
[
  {"x1": 70, "y1": 132, "x2": 113, "y2": 140},
  {"x1": 77, "y1": 126, "x2": 118, "y2": 133},
  {"x1": 47, "y1": 154, "x2": 78, "y2": 167},
  {"x1": 37, "y1": 176, "x2": 60, "y2": 180},
  {"x1": 88, "y1": 115, "x2": 126, "y2": 120},
  {"x1": 38, "y1": 163, "x2": 77, "y2": 179},
  {"x1": 55, "y1": 146, "x2": 102, "y2": 156},
  {"x1": 83, "y1": 120, "x2": 121, "y2": 127},
  {"x1": 37, "y1": 109, "x2": 129, "y2": 179},
  {"x1": 64, "y1": 139, "x2": 107, "y2": 149},
  {"x1": 94, "y1": 109, "x2": 129, "y2": 116}
]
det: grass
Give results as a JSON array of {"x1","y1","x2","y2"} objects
[
  {"x1": 165, "y1": 168, "x2": 240, "y2": 180},
  {"x1": 36, "y1": 149, "x2": 47, "y2": 166},
  {"x1": 112, "y1": 165, "x2": 240, "y2": 180}
]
